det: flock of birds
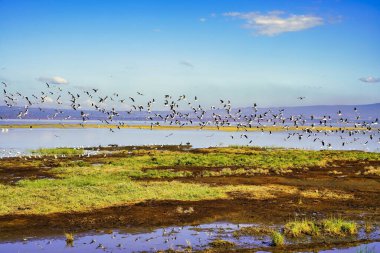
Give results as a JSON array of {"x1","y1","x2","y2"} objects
[{"x1": 0, "y1": 80, "x2": 379, "y2": 155}]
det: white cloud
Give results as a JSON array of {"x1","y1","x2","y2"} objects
[
  {"x1": 223, "y1": 11, "x2": 324, "y2": 36},
  {"x1": 45, "y1": 96, "x2": 54, "y2": 103},
  {"x1": 199, "y1": 17, "x2": 207, "y2": 22},
  {"x1": 359, "y1": 76, "x2": 380, "y2": 83},
  {"x1": 37, "y1": 76, "x2": 69, "y2": 85}
]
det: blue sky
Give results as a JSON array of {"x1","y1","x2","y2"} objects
[{"x1": 0, "y1": 0, "x2": 379, "y2": 107}]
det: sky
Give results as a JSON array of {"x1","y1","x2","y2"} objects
[{"x1": 0, "y1": 0, "x2": 379, "y2": 108}]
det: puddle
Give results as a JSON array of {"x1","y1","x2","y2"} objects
[
  {"x1": 319, "y1": 242, "x2": 379, "y2": 253},
  {"x1": 0, "y1": 222, "x2": 379, "y2": 252}
]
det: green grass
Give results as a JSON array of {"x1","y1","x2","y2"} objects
[
  {"x1": 0, "y1": 179, "x2": 225, "y2": 215},
  {"x1": 284, "y1": 218, "x2": 357, "y2": 237},
  {"x1": 321, "y1": 217, "x2": 357, "y2": 236},
  {"x1": 271, "y1": 231, "x2": 285, "y2": 246},
  {"x1": 0, "y1": 168, "x2": 290, "y2": 215},
  {"x1": 97, "y1": 148, "x2": 380, "y2": 178},
  {"x1": 284, "y1": 219, "x2": 320, "y2": 237},
  {"x1": 31, "y1": 148, "x2": 84, "y2": 156},
  {"x1": 0, "y1": 147, "x2": 379, "y2": 216}
]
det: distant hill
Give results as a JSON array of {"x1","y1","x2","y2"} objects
[
  {"x1": 0, "y1": 106, "x2": 149, "y2": 121},
  {"x1": 0, "y1": 103, "x2": 379, "y2": 122},
  {"x1": 238, "y1": 103, "x2": 380, "y2": 120}
]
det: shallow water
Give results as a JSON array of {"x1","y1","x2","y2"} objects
[
  {"x1": 0, "y1": 126, "x2": 379, "y2": 157},
  {"x1": 0, "y1": 222, "x2": 378, "y2": 253},
  {"x1": 319, "y1": 242, "x2": 379, "y2": 253}
]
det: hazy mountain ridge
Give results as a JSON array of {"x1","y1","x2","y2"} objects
[{"x1": 0, "y1": 103, "x2": 379, "y2": 122}]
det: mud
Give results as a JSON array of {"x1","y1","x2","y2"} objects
[
  {"x1": 0, "y1": 158, "x2": 60, "y2": 184},
  {"x1": 1, "y1": 196, "x2": 376, "y2": 241}
]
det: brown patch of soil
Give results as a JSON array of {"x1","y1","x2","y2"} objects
[
  {"x1": 0, "y1": 167, "x2": 56, "y2": 184},
  {"x1": 0, "y1": 190, "x2": 379, "y2": 241},
  {"x1": 203, "y1": 239, "x2": 377, "y2": 253}
]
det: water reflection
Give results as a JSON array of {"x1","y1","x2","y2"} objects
[
  {"x1": 0, "y1": 126, "x2": 379, "y2": 157},
  {"x1": 0, "y1": 223, "x2": 378, "y2": 253}
]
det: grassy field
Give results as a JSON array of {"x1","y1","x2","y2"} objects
[
  {"x1": 0, "y1": 146, "x2": 379, "y2": 251},
  {"x1": 0, "y1": 146, "x2": 379, "y2": 216},
  {"x1": 31, "y1": 148, "x2": 85, "y2": 156}
]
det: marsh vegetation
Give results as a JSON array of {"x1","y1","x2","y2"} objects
[{"x1": 0, "y1": 145, "x2": 379, "y2": 252}]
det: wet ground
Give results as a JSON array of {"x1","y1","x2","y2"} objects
[
  {"x1": 0, "y1": 223, "x2": 379, "y2": 252},
  {"x1": 0, "y1": 146, "x2": 379, "y2": 252}
]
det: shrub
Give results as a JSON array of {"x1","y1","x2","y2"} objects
[
  {"x1": 321, "y1": 218, "x2": 357, "y2": 236},
  {"x1": 284, "y1": 219, "x2": 319, "y2": 237},
  {"x1": 271, "y1": 231, "x2": 285, "y2": 246}
]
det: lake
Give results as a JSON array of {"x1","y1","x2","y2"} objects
[{"x1": 0, "y1": 125, "x2": 379, "y2": 157}]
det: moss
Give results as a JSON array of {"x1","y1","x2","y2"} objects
[
  {"x1": 209, "y1": 239, "x2": 235, "y2": 248},
  {"x1": 233, "y1": 226, "x2": 274, "y2": 237}
]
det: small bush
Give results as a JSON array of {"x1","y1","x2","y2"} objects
[
  {"x1": 64, "y1": 233, "x2": 74, "y2": 246},
  {"x1": 284, "y1": 219, "x2": 319, "y2": 237},
  {"x1": 322, "y1": 218, "x2": 357, "y2": 236},
  {"x1": 364, "y1": 222, "x2": 373, "y2": 233},
  {"x1": 271, "y1": 231, "x2": 285, "y2": 246},
  {"x1": 285, "y1": 218, "x2": 356, "y2": 237}
]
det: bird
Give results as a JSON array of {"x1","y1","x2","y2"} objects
[{"x1": 1, "y1": 78, "x2": 379, "y2": 154}]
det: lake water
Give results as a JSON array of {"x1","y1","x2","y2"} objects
[
  {"x1": 0, "y1": 222, "x2": 378, "y2": 253},
  {"x1": 0, "y1": 126, "x2": 379, "y2": 157}
]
